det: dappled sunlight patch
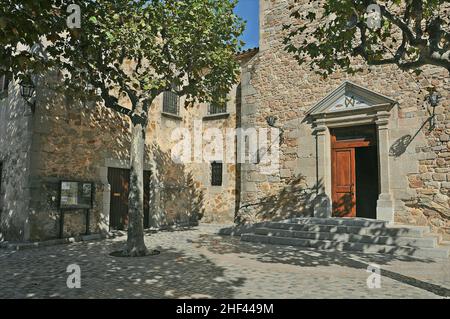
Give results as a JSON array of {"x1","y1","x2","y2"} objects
[
  {"x1": 108, "y1": 249, "x2": 161, "y2": 258},
  {"x1": 178, "y1": 293, "x2": 213, "y2": 299}
]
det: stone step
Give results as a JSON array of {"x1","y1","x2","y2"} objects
[
  {"x1": 241, "y1": 234, "x2": 450, "y2": 259},
  {"x1": 425, "y1": 232, "x2": 444, "y2": 245},
  {"x1": 254, "y1": 227, "x2": 438, "y2": 248},
  {"x1": 264, "y1": 222, "x2": 429, "y2": 238},
  {"x1": 284, "y1": 217, "x2": 388, "y2": 228}
]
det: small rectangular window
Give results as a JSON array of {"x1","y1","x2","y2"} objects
[
  {"x1": 211, "y1": 161, "x2": 223, "y2": 186},
  {"x1": 163, "y1": 90, "x2": 179, "y2": 115},
  {"x1": 208, "y1": 101, "x2": 227, "y2": 115}
]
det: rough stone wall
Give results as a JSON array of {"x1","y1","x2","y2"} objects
[
  {"x1": 27, "y1": 72, "x2": 134, "y2": 240},
  {"x1": 238, "y1": 0, "x2": 450, "y2": 238},
  {"x1": 402, "y1": 85, "x2": 450, "y2": 237},
  {"x1": 147, "y1": 83, "x2": 239, "y2": 224},
  {"x1": 0, "y1": 81, "x2": 34, "y2": 241},
  {"x1": 2, "y1": 65, "x2": 239, "y2": 241}
]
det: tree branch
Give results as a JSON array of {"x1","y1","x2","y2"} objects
[
  {"x1": 379, "y1": 5, "x2": 425, "y2": 47},
  {"x1": 411, "y1": 0, "x2": 423, "y2": 40},
  {"x1": 93, "y1": 76, "x2": 133, "y2": 117}
]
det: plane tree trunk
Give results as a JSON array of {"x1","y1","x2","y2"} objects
[{"x1": 125, "y1": 106, "x2": 148, "y2": 257}]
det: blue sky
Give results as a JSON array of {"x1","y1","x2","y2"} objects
[{"x1": 234, "y1": 0, "x2": 259, "y2": 50}]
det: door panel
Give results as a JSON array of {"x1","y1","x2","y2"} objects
[
  {"x1": 332, "y1": 148, "x2": 356, "y2": 217},
  {"x1": 108, "y1": 168, "x2": 130, "y2": 230},
  {"x1": 108, "y1": 168, "x2": 151, "y2": 230},
  {"x1": 143, "y1": 170, "x2": 151, "y2": 228}
]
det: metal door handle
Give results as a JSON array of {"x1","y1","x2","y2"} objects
[{"x1": 113, "y1": 193, "x2": 121, "y2": 197}]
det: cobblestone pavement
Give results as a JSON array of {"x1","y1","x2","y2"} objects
[{"x1": 0, "y1": 223, "x2": 449, "y2": 299}]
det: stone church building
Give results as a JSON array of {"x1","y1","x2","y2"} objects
[{"x1": 0, "y1": 0, "x2": 449, "y2": 243}]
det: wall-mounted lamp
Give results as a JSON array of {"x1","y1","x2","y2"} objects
[
  {"x1": 20, "y1": 79, "x2": 36, "y2": 113},
  {"x1": 426, "y1": 90, "x2": 440, "y2": 108},
  {"x1": 266, "y1": 115, "x2": 277, "y2": 127},
  {"x1": 265, "y1": 115, "x2": 284, "y2": 143},
  {"x1": 425, "y1": 88, "x2": 441, "y2": 130}
]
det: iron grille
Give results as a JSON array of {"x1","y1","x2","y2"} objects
[
  {"x1": 163, "y1": 90, "x2": 179, "y2": 115},
  {"x1": 211, "y1": 162, "x2": 223, "y2": 186},
  {"x1": 208, "y1": 102, "x2": 227, "y2": 115}
]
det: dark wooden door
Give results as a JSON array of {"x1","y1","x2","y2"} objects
[
  {"x1": 143, "y1": 170, "x2": 151, "y2": 228},
  {"x1": 108, "y1": 168, "x2": 151, "y2": 230},
  {"x1": 108, "y1": 168, "x2": 130, "y2": 230},
  {"x1": 332, "y1": 148, "x2": 356, "y2": 217},
  {"x1": 0, "y1": 162, "x2": 3, "y2": 214}
]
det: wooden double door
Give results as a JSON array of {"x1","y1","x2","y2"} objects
[
  {"x1": 108, "y1": 167, "x2": 151, "y2": 230},
  {"x1": 331, "y1": 125, "x2": 379, "y2": 218}
]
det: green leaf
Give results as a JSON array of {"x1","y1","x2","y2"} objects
[{"x1": 105, "y1": 31, "x2": 114, "y2": 41}]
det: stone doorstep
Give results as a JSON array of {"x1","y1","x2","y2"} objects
[
  {"x1": 263, "y1": 222, "x2": 430, "y2": 238},
  {"x1": 218, "y1": 221, "x2": 271, "y2": 236},
  {"x1": 220, "y1": 218, "x2": 450, "y2": 259},
  {"x1": 254, "y1": 227, "x2": 438, "y2": 248},
  {"x1": 217, "y1": 219, "x2": 429, "y2": 238},
  {"x1": 286, "y1": 217, "x2": 389, "y2": 226},
  {"x1": 0, "y1": 233, "x2": 111, "y2": 251}
]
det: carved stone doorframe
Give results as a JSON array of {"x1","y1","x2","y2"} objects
[{"x1": 306, "y1": 81, "x2": 397, "y2": 223}]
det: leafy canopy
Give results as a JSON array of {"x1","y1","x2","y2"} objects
[
  {"x1": 1, "y1": 0, "x2": 245, "y2": 117},
  {"x1": 283, "y1": 0, "x2": 450, "y2": 77},
  {"x1": 0, "y1": 0, "x2": 71, "y2": 80}
]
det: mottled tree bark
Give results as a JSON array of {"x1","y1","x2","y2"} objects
[{"x1": 125, "y1": 108, "x2": 148, "y2": 257}]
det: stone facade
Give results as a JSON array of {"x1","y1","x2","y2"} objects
[
  {"x1": 237, "y1": 0, "x2": 450, "y2": 239},
  {"x1": 1, "y1": 0, "x2": 449, "y2": 242},
  {"x1": 0, "y1": 81, "x2": 34, "y2": 241},
  {"x1": 146, "y1": 81, "x2": 240, "y2": 225},
  {"x1": 0, "y1": 67, "x2": 241, "y2": 241}
]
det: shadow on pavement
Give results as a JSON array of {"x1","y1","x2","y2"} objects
[
  {"x1": 0, "y1": 238, "x2": 245, "y2": 299},
  {"x1": 192, "y1": 234, "x2": 450, "y2": 297}
]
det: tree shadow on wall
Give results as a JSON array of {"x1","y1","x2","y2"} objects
[
  {"x1": 389, "y1": 115, "x2": 431, "y2": 157},
  {"x1": 332, "y1": 193, "x2": 355, "y2": 217},
  {"x1": 0, "y1": 84, "x2": 42, "y2": 241},
  {"x1": 21, "y1": 78, "x2": 207, "y2": 238},
  {"x1": 236, "y1": 175, "x2": 326, "y2": 224},
  {"x1": 27, "y1": 87, "x2": 135, "y2": 239},
  {"x1": 149, "y1": 144, "x2": 205, "y2": 229}
]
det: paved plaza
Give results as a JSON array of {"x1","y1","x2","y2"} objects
[{"x1": 0, "y1": 224, "x2": 449, "y2": 299}]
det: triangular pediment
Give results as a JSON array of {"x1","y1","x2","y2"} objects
[{"x1": 306, "y1": 81, "x2": 396, "y2": 116}]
